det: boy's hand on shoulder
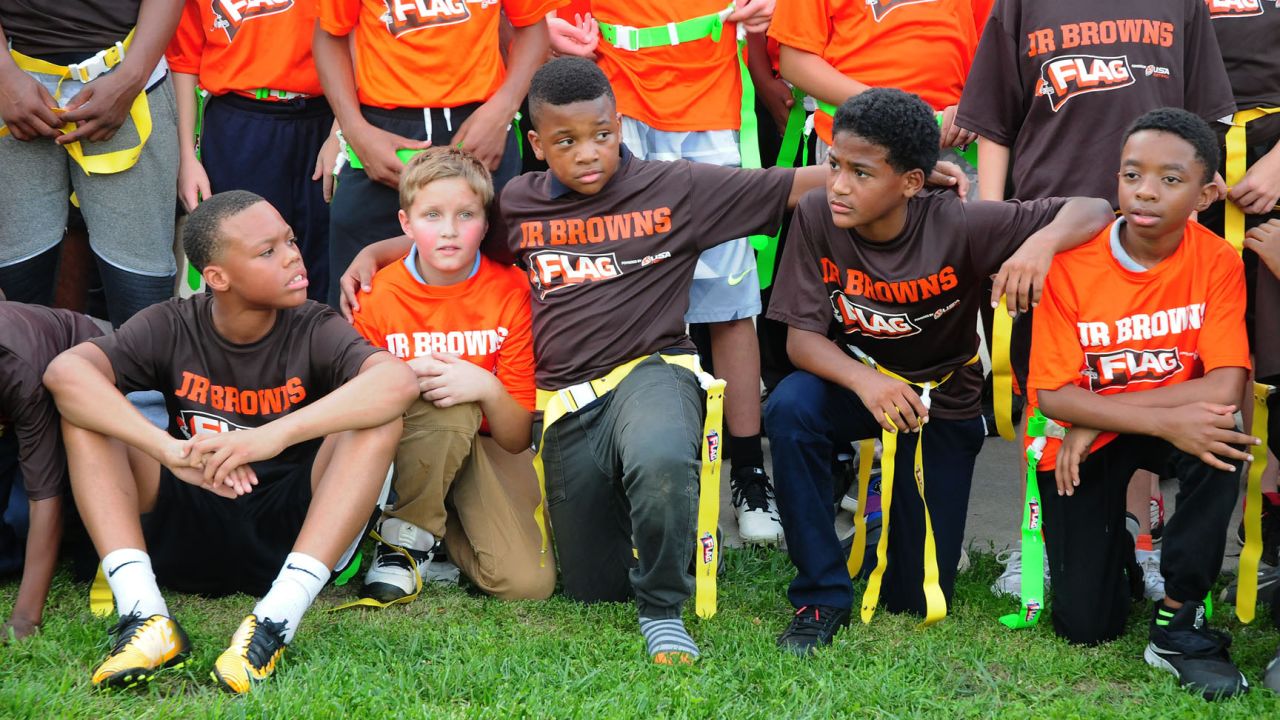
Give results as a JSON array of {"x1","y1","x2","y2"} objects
[
  {"x1": 852, "y1": 372, "x2": 928, "y2": 434},
  {"x1": 927, "y1": 161, "x2": 968, "y2": 200},
  {"x1": 1161, "y1": 402, "x2": 1258, "y2": 473},
  {"x1": 1054, "y1": 426, "x2": 1100, "y2": 496},
  {"x1": 991, "y1": 240, "x2": 1053, "y2": 316},
  {"x1": 1244, "y1": 219, "x2": 1280, "y2": 278},
  {"x1": 414, "y1": 353, "x2": 497, "y2": 408}
]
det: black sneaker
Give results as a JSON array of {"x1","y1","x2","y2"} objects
[
  {"x1": 730, "y1": 466, "x2": 783, "y2": 545},
  {"x1": 1145, "y1": 602, "x2": 1249, "y2": 700},
  {"x1": 777, "y1": 605, "x2": 850, "y2": 656},
  {"x1": 1219, "y1": 563, "x2": 1280, "y2": 606},
  {"x1": 1236, "y1": 494, "x2": 1280, "y2": 567},
  {"x1": 1265, "y1": 646, "x2": 1280, "y2": 694}
]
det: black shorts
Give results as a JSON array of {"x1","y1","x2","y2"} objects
[{"x1": 142, "y1": 460, "x2": 313, "y2": 597}]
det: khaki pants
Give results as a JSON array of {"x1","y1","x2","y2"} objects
[{"x1": 387, "y1": 399, "x2": 553, "y2": 600}]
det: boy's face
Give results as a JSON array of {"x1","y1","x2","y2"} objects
[
  {"x1": 397, "y1": 176, "x2": 487, "y2": 286},
  {"x1": 528, "y1": 96, "x2": 622, "y2": 196},
  {"x1": 205, "y1": 201, "x2": 308, "y2": 307},
  {"x1": 827, "y1": 131, "x2": 923, "y2": 238},
  {"x1": 1117, "y1": 130, "x2": 1215, "y2": 244}
]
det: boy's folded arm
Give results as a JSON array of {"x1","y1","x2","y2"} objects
[
  {"x1": 776, "y1": 45, "x2": 868, "y2": 108},
  {"x1": 1089, "y1": 367, "x2": 1248, "y2": 411},
  {"x1": 475, "y1": 389, "x2": 533, "y2": 454},
  {"x1": 41, "y1": 344, "x2": 174, "y2": 462},
  {"x1": 786, "y1": 327, "x2": 928, "y2": 433},
  {"x1": 1026, "y1": 197, "x2": 1115, "y2": 254}
]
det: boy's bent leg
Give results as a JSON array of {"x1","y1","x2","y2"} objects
[
  {"x1": 1038, "y1": 438, "x2": 1141, "y2": 645},
  {"x1": 879, "y1": 416, "x2": 984, "y2": 616},
  {"x1": 446, "y1": 438, "x2": 555, "y2": 600},
  {"x1": 1160, "y1": 448, "x2": 1240, "y2": 605},
  {"x1": 385, "y1": 400, "x2": 481, "y2": 539}
]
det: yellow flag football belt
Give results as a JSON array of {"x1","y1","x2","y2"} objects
[
  {"x1": 1237, "y1": 382, "x2": 1275, "y2": 624},
  {"x1": 0, "y1": 29, "x2": 152, "y2": 176},
  {"x1": 533, "y1": 354, "x2": 726, "y2": 619},
  {"x1": 846, "y1": 350, "x2": 980, "y2": 628},
  {"x1": 1224, "y1": 107, "x2": 1280, "y2": 252}
]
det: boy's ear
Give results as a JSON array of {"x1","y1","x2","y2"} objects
[
  {"x1": 398, "y1": 208, "x2": 412, "y2": 238},
  {"x1": 902, "y1": 168, "x2": 926, "y2": 199},
  {"x1": 202, "y1": 263, "x2": 231, "y2": 293},
  {"x1": 1194, "y1": 177, "x2": 1219, "y2": 213},
  {"x1": 528, "y1": 129, "x2": 545, "y2": 161}
]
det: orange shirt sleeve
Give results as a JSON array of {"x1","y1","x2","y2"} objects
[
  {"x1": 1197, "y1": 236, "x2": 1250, "y2": 374},
  {"x1": 766, "y1": 0, "x2": 829, "y2": 57},
  {"x1": 350, "y1": 300, "x2": 388, "y2": 351},
  {"x1": 1027, "y1": 260, "x2": 1085, "y2": 407},
  {"x1": 494, "y1": 274, "x2": 536, "y2": 412},
  {"x1": 503, "y1": 0, "x2": 562, "y2": 27},
  {"x1": 165, "y1": 0, "x2": 204, "y2": 75},
  {"x1": 318, "y1": 0, "x2": 360, "y2": 35}
]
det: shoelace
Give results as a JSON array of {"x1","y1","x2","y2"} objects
[
  {"x1": 244, "y1": 618, "x2": 288, "y2": 667},
  {"x1": 731, "y1": 469, "x2": 774, "y2": 513},
  {"x1": 786, "y1": 606, "x2": 840, "y2": 639},
  {"x1": 375, "y1": 544, "x2": 434, "y2": 571},
  {"x1": 107, "y1": 612, "x2": 145, "y2": 653}
]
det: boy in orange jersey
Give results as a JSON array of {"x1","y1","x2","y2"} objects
[
  {"x1": 314, "y1": 0, "x2": 559, "y2": 307},
  {"x1": 168, "y1": 0, "x2": 339, "y2": 302},
  {"x1": 351, "y1": 148, "x2": 551, "y2": 604},
  {"x1": 1030, "y1": 109, "x2": 1255, "y2": 699}
]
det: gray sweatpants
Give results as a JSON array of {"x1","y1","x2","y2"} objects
[
  {"x1": 0, "y1": 74, "x2": 178, "y2": 276},
  {"x1": 537, "y1": 354, "x2": 706, "y2": 619}
]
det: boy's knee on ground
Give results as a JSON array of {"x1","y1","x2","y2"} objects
[{"x1": 469, "y1": 553, "x2": 556, "y2": 601}]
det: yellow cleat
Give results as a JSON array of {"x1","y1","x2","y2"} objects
[
  {"x1": 91, "y1": 613, "x2": 191, "y2": 689},
  {"x1": 211, "y1": 614, "x2": 288, "y2": 694}
]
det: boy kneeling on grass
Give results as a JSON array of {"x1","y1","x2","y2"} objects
[
  {"x1": 1029, "y1": 108, "x2": 1258, "y2": 700},
  {"x1": 763, "y1": 88, "x2": 1113, "y2": 656},
  {"x1": 349, "y1": 147, "x2": 552, "y2": 604},
  {"x1": 44, "y1": 191, "x2": 418, "y2": 693}
]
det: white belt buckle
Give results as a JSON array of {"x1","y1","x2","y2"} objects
[
  {"x1": 614, "y1": 25, "x2": 639, "y2": 51},
  {"x1": 560, "y1": 382, "x2": 598, "y2": 411},
  {"x1": 667, "y1": 22, "x2": 680, "y2": 46},
  {"x1": 68, "y1": 50, "x2": 112, "y2": 83}
]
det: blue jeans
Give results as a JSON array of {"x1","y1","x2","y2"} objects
[{"x1": 764, "y1": 370, "x2": 984, "y2": 614}]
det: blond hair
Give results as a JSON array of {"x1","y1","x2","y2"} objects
[{"x1": 398, "y1": 146, "x2": 494, "y2": 212}]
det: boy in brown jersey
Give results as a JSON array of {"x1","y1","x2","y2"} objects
[{"x1": 43, "y1": 191, "x2": 418, "y2": 693}]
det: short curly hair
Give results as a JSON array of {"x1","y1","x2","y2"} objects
[
  {"x1": 183, "y1": 190, "x2": 265, "y2": 271},
  {"x1": 832, "y1": 88, "x2": 939, "y2": 175},
  {"x1": 528, "y1": 57, "x2": 615, "y2": 129},
  {"x1": 1124, "y1": 108, "x2": 1219, "y2": 184}
]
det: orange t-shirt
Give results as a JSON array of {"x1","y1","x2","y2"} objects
[
  {"x1": 767, "y1": 0, "x2": 977, "y2": 144},
  {"x1": 351, "y1": 253, "x2": 536, "y2": 417},
  {"x1": 319, "y1": 0, "x2": 561, "y2": 109},
  {"x1": 166, "y1": 0, "x2": 323, "y2": 97},
  {"x1": 592, "y1": 0, "x2": 743, "y2": 132},
  {"x1": 1027, "y1": 220, "x2": 1250, "y2": 470}
]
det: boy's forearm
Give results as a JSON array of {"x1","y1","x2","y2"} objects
[
  {"x1": 746, "y1": 33, "x2": 775, "y2": 86},
  {"x1": 1028, "y1": 197, "x2": 1114, "y2": 254},
  {"x1": 1037, "y1": 384, "x2": 1163, "y2": 437},
  {"x1": 172, "y1": 71, "x2": 199, "y2": 159},
  {"x1": 9, "y1": 496, "x2": 62, "y2": 627},
  {"x1": 1089, "y1": 367, "x2": 1248, "y2": 411},
  {"x1": 488, "y1": 21, "x2": 549, "y2": 118},
  {"x1": 788, "y1": 166, "x2": 827, "y2": 207},
  {"x1": 43, "y1": 349, "x2": 171, "y2": 460},
  {"x1": 786, "y1": 327, "x2": 877, "y2": 396},
  {"x1": 477, "y1": 390, "x2": 533, "y2": 453},
  {"x1": 777, "y1": 46, "x2": 867, "y2": 109},
  {"x1": 115, "y1": 0, "x2": 184, "y2": 91},
  {"x1": 976, "y1": 138, "x2": 1009, "y2": 202},
  {"x1": 312, "y1": 24, "x2": 366, "y2": 136},
  {"x1": 266, "y1": 354, "x2": 417, "y2": 447},
  {"x1": 366, "y1": 235, "x2": 415, "y2": 268}
]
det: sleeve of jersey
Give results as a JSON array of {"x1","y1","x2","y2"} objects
[
  {"x1": 165, "y1": 0, "x2": 205, "y2": 75},
  {"x1": 311, "y1": 309, "x2": 385, "y2": 389},
  {"x1": 1182, "y1": 0, "x2": 1237, "y2": 123},
  {"x1": 963, "y1": 196, "x2": 1069, "y2": 277},
  {"x1": 954, "y1": 6, "x2": 1023, "y2": 147},
  {"x1": 318, "y1": 0, "x2": 361, "y2": 35},
  {"x1": 350, "y1": 301, "x2": 389, "y2": 350},
  {"x1": 765, "y1": 0, "x2": 829, "y2": 56},
  {"x1": 14, "y1": 386, "x2": 65, "y2": 502},
  {"x1": 764, "y1": 197, "x2": 832, "y2": 334},
  {"x1": 1026, "y1": 262, "x2": 1085, "y2": 407},
  {"x1": 687, "y1": 163, "x2": 793, "y2": 251},
  {"x1": 494, "y1": 283, "x2": 536, "y2": 411},
  {"x1": 86, "y1": 303, "x2": 171, "y2": 395},
  {"x1": 503, "y1": 0, "x2": 566, "y2": 27},
  {"x1": 1198, "y1": 248, "x2": 1251, "y2": 373}
]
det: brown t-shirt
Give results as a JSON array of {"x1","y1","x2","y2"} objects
[
  {"x1": 768, "y1": 189, "x2": 1067, "y2": 419},
  {"x1": 496, "y1": 146, "x2": 794, "y2": 389},
  {"x1": 90, "y1": 295, "x2": 380, "y2": 479},
  {"x1": 956, "y1": 0, "x2": 1235, "y2": 205},
  {"x1": 0, "y1": 0, "x2": 139, "y2": 57},
  {"x1": 0, "y1": 303, "x2": 102, "y2": 500},
  {"x1": 1208, "y1": 0, "x2": 1280, "y2": 146}
]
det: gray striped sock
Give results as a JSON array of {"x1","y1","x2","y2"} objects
[{"x1": 639, "y1": 617, "x2": 700, "y2": 660}]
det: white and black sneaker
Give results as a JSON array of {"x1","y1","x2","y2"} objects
[
  {"x1": 1219, "y1": 562, "x2": 1280, "y2": 606},
  {"x1": 731, "y1": 466, "x2": 784, "y2": 545},
  {"x1": 360, "y1": 517, "x2": 460, "y2": 604},
  {"x1": 1145, "y1": 601, "x2": 1249, "y2": 700}
]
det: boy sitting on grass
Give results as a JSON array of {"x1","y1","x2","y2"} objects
[
  {"x1": 350, "y1": 147, "x2": 551, "y2": 604},
  {"x1": 764, "y1": 88, "x2": 1112, "y2": 655},
  {"x1": 43, "y1": 191, "x2": 417, "y2": 693},
  {"x1": 1029, "y1": 108, "x2": 1256, "y2": 699}
]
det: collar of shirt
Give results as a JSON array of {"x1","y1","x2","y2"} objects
[
  {"x1": 404, "y1": 244, "x2": 482, "y2": 285},
  {"x1": 547, "y1": 143, "x2": 635, "y2": 199},
  {"x1": 1108, "y1": 219, "x2": 1148, "y2": 273}
]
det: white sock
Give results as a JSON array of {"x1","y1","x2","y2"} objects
[
  {"x1": 252, "y1": 552, "x2": 329, "y2": 644},
  {"x1": 102, "y1": 548, "x2": 168, "y2": 619}
]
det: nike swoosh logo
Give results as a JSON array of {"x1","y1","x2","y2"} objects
[
  {"x1": 286, "y1": 563, "x2": 323, "y2": 581},
  {"x1": 727, "y1": 269, "x2": 753, "y2": 286},
  {"x1": 107, "y1": 560, "x2": 140, "y2": 578}
]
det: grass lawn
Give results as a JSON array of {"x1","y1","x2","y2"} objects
[{"x1": 1, "y1": 548, "x2": 1275, "y2": 719}]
